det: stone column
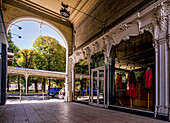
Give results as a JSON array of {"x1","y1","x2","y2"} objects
[
  {"x1": 87, "y1": 56, "x2": 91, "y2": 104},
  {"x1": 165, "y1": 39, "x2": 169, "y2": 115},
  {"x1": 153, "y1": 40, "x2": 159, "y2": 117},
  {"x1": 25, "y1": 73, "x2": 28, "y2": 95},
  {"x1": 153, "y1": 2, "x2": 169, "y2": 118},
  {"x1": 71, "y1": 59, "x2": 75, "y2": 101},
  {"x1": 155, "y1": 38, "x2": 169, "y2": 117},
  {"x1": 67, "y1": 57, "x2": 74, "y2": 102},
  {"x1": 158, "y1": 39, "x2": 166, "y2": 115},
  {"x1": 103, "y1": 36, "x2": 112, "y2": 107},
  {"x1": 168, "y1": 32, "x2": 170, "y2": 122}
]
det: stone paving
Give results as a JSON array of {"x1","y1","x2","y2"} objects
[{"x1": 0, "y1": 101, "x2": 168, "y2": 123}]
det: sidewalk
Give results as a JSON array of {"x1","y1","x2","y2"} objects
[{"x1": 0, "y1": 101, "x2": 168, "y2": 123}]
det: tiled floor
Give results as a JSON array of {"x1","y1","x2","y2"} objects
[{"x1": 0, "y1": 101, "x2": 168, "y2": 123}]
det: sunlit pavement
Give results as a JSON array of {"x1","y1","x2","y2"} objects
[
  {"x1": 6, "y1": 95, "x2": 64, "y2": 104},
  {"x1": 0, "y1": 101, "x2": 168, "y2": 123}
]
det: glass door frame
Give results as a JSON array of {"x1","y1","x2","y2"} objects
[{"x1": 91, "y1": 66, "x2": 105, "y2": 107}]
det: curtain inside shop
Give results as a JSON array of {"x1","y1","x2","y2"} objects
[
  {"x1": 74, "y1": 59, "x2": 89, "y2": 102},
  {"x1": 110, "y1": 31, "x2": 155, "y2": 111}
]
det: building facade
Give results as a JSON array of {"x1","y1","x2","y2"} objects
[
  {"x1": 69, "y1": 0, "x2": 170, "y2": 120},
  {"x1": 0, "y1": 0, "x2": 169, "y2": 121}
]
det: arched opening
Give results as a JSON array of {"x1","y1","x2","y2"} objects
[
  {"x1": 6, "y1": 17, "x2": 69, "y2": 101},
  {"x1": 109, "y1": 31, "x2": 155, "y2": 111}
]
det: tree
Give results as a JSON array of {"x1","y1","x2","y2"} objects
[
  {"x1": 7, "y1": 30, "x2": 20, "y2": 67},
  {"x1": 17, "y1": 49, "x2": 35, "y2": 69},
  {"x1": 33, "y1": 36, "x2": 66, "y2": 72}
]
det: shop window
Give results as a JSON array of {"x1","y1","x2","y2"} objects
[
  {"x1": 110, "y1": 31, "x2": 155, "y2": 111},
  {"x1": 74, "y1": 59, "x2": 89, "y2": 102}
]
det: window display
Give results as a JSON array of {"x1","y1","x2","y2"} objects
[{"x1": 110, "y1": 31, "x2": 155, "y2": 111}]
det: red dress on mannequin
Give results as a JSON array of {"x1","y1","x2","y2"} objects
[
  {"x1": 144, "y1": 67, "x2": 152, "y2": 89},
  {"x1": 126, "y1": 70, "x2": 136, "y2": 99}
]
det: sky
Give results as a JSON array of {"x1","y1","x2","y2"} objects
[{"x1": 9, "y1": 21, "x2": 66, "y2": 50}]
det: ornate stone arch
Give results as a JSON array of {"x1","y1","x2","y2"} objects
[{"x1": 6, "y1": 16, "x2": 70, "y2": 101}]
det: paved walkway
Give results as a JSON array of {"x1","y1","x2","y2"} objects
[{"x1": 0, "y1": 101, "x2": 168, "y2": 123}]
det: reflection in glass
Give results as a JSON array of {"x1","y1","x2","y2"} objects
[
  {"x1": 99, "y1": 70, "x2": 104, "y2": 104},
  {"x1": 75, "y1": 78, "x2": 89, "y2": 101},
  {"x1": 74, "y1": 59, "x2": 89, "y2": 102},
  {"x1": 93, "y1": 71, "x2": 97, "y2": 103}
]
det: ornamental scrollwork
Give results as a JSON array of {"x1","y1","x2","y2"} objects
[
  {"x1": 85, "y1": 47, "x2": 91, "y2": 59},
  {"x1": 112, "y1": 34, "x2": 118, "y2": 45},
  {"x1": 118, "y1": 23, "x2": 128, "y2": 33},
  {"x1": 93, "y1": 42, "x2": 99, "y2": 54},
  {"x1": 141, "y1": 23, "x2": 153, "y2": 36}
]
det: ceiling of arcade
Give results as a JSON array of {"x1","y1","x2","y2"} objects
[{"x1": 2, "y1": 0, "x2": 99, "y2": 26}]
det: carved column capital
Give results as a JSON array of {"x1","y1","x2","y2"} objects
[
  {"x1": 154, "y1": 2, "x2": 169, "y2": 33},
  {"x1": 85, "y1": 47, "x2": 91, "y2": 60},
  {"x1": 103, "y1": 36, "x2": 112, "y2": 64},
  {"x1": 93, "y1": 42, "x2": 99, "y2": 54},
  {"x1": 153, "y1": 40, "x2": 159, "y2": 54}
]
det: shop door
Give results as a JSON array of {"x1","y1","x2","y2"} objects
[{"x1": 91, "y1": 66, "x2": 105, "y2": 107}]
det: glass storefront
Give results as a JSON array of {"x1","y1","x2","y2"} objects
[
  {"x1": 74, "y1": 59, "x2": 89, "y2": 102},
  {"x1": 110, "y1": 31, "x2": 155, "y2": 111},
  {"x1": 74, "y1": 52, "x2": 105, "y2": 103},
  {"x1": 90, "y1": 52, "x2": 105, "y2": 106}
]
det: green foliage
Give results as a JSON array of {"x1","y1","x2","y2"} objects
[
  {"x1": 17, "y1": 49, "x2": 35, "y2": 69},
  {"x1": 7, "y1": 35, "x2": 66, "y2": 88},
  {"x1": 7, "y1": 31, "x2": 20, "y2": 67},
  {"x1": 7, "y1": 31, "x2": 20, "y2": 53},
  {"x1": 33, "y1": 36, "x2": 66, "y2": 72}
]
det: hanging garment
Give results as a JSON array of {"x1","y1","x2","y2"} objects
[
  {"x1": 143, "y1": 67, "x2": 152, "y2": 89},
  {"x1": 126, "y1": 70, "x2": 136, "y2": 98},
  {"x1": 116, "y1": 73, "x2": 122, "y2": 88},
  {"x1": 126, "y1": 84, "x2": 136, "y2": 99}
]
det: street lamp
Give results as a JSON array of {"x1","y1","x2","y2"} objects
[
  {"x1": 60, "y1": 2, "x2": 70, "y2": 18},
  {"x1": 10, "y1": 33, "x2": 22, "y2": 38}
]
